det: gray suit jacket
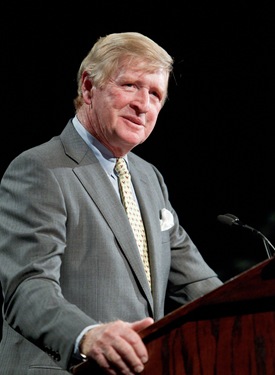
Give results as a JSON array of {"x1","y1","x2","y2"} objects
[{"x1": 0, "y1": 120, "x2": 222, "y2": 374}]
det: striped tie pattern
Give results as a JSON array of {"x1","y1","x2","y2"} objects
[{"x1": 115, "y1": 158, "x2": 151, "y2": 289}]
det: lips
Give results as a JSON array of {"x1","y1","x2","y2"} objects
[{"x1": 122, "y1": 115, "x2": 144, "y2": 127}]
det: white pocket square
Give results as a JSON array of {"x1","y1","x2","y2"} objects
[{"x1": 160, "y1": 208, "x2": 174, "y2": 231}]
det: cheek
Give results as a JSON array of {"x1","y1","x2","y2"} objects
[
  {"x1": 93, "y1": 95, "x2": 115, "y2": 121},
  {"x1": 107, "y1": 88, "x2": 126, "y2": 108},
  {"x1": 147, "y1": 107, "x2": 160, "y2": 127}
]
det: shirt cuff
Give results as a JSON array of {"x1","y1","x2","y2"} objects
[{"x1": 73, "y1": 324, "x2": 100, "y2": 361}]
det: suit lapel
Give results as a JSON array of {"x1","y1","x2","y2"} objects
[
  {"x1": 60, "y1": 122, "x2": 154, "y2": 308},
  {"x1": 128, "y1": 156, "x2": 167, "y2": 313}
]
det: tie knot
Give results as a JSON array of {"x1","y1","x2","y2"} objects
[{"x1": 115, "y1": 158, "x2": 129, "y2": 177}]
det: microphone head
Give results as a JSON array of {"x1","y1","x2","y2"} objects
[
  {"x1": 217, "y1": 214, "x2": 234, "y2": 226},
  {"x1": 217, "y1": 213, "x2": 241, "y2": 226},
  {"x1": 217, "y1": 213, "x2": 275, "y2": 258},
  {"x1": 223, "y1": 213, "x2": 239, "y2": 221}
]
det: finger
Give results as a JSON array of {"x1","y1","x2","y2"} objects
[
  {"x1": 130, "y1": 317, "x2": 154, "y2": 332},
  {"x1": 94, "y1": 343, "x2": 138, "y2": 375},
  {"x1": 113, "y1": 335, "x2": 147, "y2": 373},
  {"x1": 96, "y1": 327, "x2": 147, "y2": 374},
  {"x1": 82, "y1": 320, "x2": 151, "y2": 373}
]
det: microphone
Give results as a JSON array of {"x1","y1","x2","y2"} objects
[{"x1": 217, "y1": 213, "x2": 275, "y2": 259}]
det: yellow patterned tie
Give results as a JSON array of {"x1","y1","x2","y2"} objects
[{"x1": 115, "y1": 158, "x2": 152, "y2": 290}]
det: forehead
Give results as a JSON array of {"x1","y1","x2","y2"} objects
[{"x1": 115, "y1": 61, "x2": 169, "y2": 88}]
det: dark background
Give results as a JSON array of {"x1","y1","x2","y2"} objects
[{"x1": 1, "y1": 2, "x2": 275, "y2": 291}]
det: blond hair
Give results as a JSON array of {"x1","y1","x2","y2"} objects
[{"x1": 74, "y1": 32, "x2": 174, "y2": 110}]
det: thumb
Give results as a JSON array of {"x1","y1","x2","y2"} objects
[{"x1": 130, "y1": 317, "x2": 154, "y2": 333}]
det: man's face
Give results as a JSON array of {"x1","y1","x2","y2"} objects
[{"x1": 88, "y1": 63, "x2": 169, "y2": 156}]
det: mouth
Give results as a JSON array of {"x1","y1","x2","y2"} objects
[{"x1": 122, "y1": 115, "x2": 144, "y2": 127}]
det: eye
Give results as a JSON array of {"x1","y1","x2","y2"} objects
[{"x1": 150, "y1": 90, "x2": 161, "y2": 101}]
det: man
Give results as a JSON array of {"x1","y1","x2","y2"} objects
[{"x1": 0, "y1": 32, "x2": 223, "y2": 374}]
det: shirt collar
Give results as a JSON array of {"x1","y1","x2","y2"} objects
[{"x1": 72, "y1": 116, "x2": 129, "y2": 177}]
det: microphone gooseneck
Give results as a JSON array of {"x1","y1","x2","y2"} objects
[{"x1": 217, "y1": 213, "x2": 275, "y2": 259}]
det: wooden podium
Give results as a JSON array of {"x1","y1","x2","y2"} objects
[{"x1": 72, "y1": 257, "x2": 275, "y2": 375}]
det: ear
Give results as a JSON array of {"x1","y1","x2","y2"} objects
[{"x1": 81, "y1": 71, "x2": 93, "y2": 104}]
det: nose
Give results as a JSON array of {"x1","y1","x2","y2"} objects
[{"x1": 131, "y1": 89, "x2": 150, "y2": 113}]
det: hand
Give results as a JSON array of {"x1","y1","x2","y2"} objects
[{"x1": 80, "y1": 317, "x2": 154, "y2": 374}]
